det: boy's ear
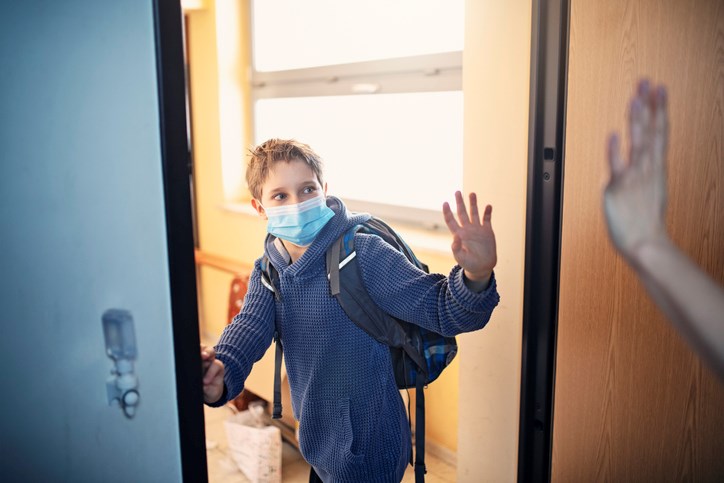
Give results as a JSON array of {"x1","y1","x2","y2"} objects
[
  {"x1": 250, "y1": 198, "x2": 267, "y2": 220},
  {"x1": 323, "y1": 182, "x2": 328, "y2": 196}
]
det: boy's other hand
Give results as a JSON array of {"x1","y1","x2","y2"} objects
[
  {"x1": 443, "y1": 191, "x2": 497, "y2": 289},
  {"x1": 201, "y1": 345, "x2": 225, "y2": 404}
]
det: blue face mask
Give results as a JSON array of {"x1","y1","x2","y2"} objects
[{"x1": 263, "y1": 196, "x2": 335, "y2": 247}]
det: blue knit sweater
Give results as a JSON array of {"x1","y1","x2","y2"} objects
[{"x1": 212, "y1": 197, "x2": 500, "y2": 482}]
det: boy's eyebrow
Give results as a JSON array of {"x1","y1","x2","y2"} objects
[{"x1": 266, "y1": 179, "x2": 319, "y2": 194}]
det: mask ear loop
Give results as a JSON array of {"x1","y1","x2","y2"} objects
[{"x1": 251, "y1": 198, "x2": 268, "y2": 219}]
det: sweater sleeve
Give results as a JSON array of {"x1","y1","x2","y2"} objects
[
  {"x1": 210, "y1": 258, "x2": 276, "y2": 405},
  {"x1": 355, "y1": 233, "x2": 500, "y2": 337}
]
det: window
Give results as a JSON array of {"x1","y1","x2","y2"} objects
[{"x1": 250, "y1": 0, "x2": 464, "y2": 228}]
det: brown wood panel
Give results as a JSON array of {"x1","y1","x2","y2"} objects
[{"x1": 553, "y1": 0, "x2": 724, "y2": 481}]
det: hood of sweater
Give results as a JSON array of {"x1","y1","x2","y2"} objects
[{"x1": 264, "y1": 196, "x2": 370, "y2": 278}]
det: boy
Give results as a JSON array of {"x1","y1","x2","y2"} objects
[{"x1": 202, "y1": 139, "x2": 500, "y2": 482}]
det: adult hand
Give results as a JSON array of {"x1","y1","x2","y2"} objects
[
  {"x1": 604, "y1": 79, "x2": 669, "y2": 262},
  {"x1": 201, "y1": 345, "x2": 225, "y2": 404},
  {"x1": 443, "y1": 191, "x2": 497, "y2": 289}
]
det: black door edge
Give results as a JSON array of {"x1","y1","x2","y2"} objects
[
  {"x1": 152, "y1": 1, "x2": 207, "y2": 481},
  {"x1": 518, "y1": 0, "x2": 571, "y2": 481}
]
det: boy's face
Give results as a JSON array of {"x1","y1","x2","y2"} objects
[{"x1": 251, "y1": 158, "x2": 326, "y2": 219}]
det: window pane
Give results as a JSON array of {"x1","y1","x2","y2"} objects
[
  {"x1": 252, "y1": 0, "x2": 464, "y2": 71},
  {"x1": 254, "y1": 92, "x2": 463, "y2": 212}
]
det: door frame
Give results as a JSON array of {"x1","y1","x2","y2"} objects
[
  {"x1": 518, "y1": 0, "x2": 570, "y2": 481},
  {"x1": 153, "y1": 0, "x2": 207, "y2": 481}
]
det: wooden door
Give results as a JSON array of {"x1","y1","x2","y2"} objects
[{"x1": 552, "y1": 0, "x2": 724, "y2": 480}]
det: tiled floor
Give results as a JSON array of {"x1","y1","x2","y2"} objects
[{"x1": 204, "y1": 404, "x2": 456, "y2": 482}]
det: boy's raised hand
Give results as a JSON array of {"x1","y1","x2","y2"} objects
[
  {"x1": 443, "y1": 191, "x2": 497, "y2": 290},
  {"x1": 201, "y1": 345, "x2": 225, "y2": 404}
]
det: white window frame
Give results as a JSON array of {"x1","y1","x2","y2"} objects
[
  {"x1": 251, "y1": 52, "x2": 462, "y2": 99},
  {"x1": 248, "y1": 8, "x2": 462, "y2": 230}
]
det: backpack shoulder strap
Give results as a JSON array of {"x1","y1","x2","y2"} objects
[
  {"x1": 327, "y1": 225, "x2": 362, "y2": 296},
  {"x1": 260, "y1": 254, "x2": 285, "y2": 419},
  {"x1": 326, "y1": 223, "x2": 426, "y2": 368},
  {"x1": 414, "y1": 375, "x2": 426, "y2": 482},
  {"x1": 272, "y1": 332, "x2": 283, "y2": 419},
  {"x1": 260, "y1": 255, "x2": 280, "y2": 299}
]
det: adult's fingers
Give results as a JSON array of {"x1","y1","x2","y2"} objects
[
  {"x1": 607, "y1": 133, "x2": 625, "y2": 181},
  {"x1": 652, "y1": 85, "x2": 668, "y2": 172},
  {"x1": 629, "y1": 95, "x2": 646, "y2": 168}
]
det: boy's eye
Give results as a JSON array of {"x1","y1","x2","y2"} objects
[
  {"x1": 272, "y1": 193, "x2": 287, "y2": 201},
  {"x1": 302, "y1": 186, "x2": 316, "y2": 195}
]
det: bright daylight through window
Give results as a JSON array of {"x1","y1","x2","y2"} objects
[{"x1": 250, "y1": 0, "x2": 464, "y2": 227}]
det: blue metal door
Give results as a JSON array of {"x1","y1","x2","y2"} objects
[{"x1": 0, "y1": 1, "x2": 205, "y2": 481}]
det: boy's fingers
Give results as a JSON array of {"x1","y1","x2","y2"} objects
[
  {"x1": 201, "y1": 345, "x2": 215, "y2": 360},
  {"x1": 203, "y1": 360, "x2": 223, "y2": 385},
  {"x1": 201, "y1": 346, "x2": 218, "y2": 377},
  {"x1": 450, "y1": 235, "x2": 462, "y2": 255},
  {"x1": 202, "y1": 358, "x2": 214, "y2": 373},
  {"x1": 455, "y1": 191, "x2": 471, "y2": 225},
  {"x1": 482, "y1": 204, "x2": 493, "y2": 224},
  {"x1": 468, "y1": 193, "x2": 480, "y2": 224},
  {"x1": 443, "y1": 201, "x2": 461, "y2": 233}
]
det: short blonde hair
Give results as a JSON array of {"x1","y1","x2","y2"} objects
[{"x1": 246, "y1": 139, "x2": 325, "y2": 200}]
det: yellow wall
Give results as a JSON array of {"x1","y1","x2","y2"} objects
[
  {"x1": 186, "y1": 0, "x2": 261, "y2": 339},
  {"x1": 185, "y1": 0, "x2": 531, "y2": 467},
  {"x1": 457, "y1": 0, "x2": 531, "y2": 480},
  {"x1": 407, "y1": 249, "x2": 461, "y2": 453}
]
